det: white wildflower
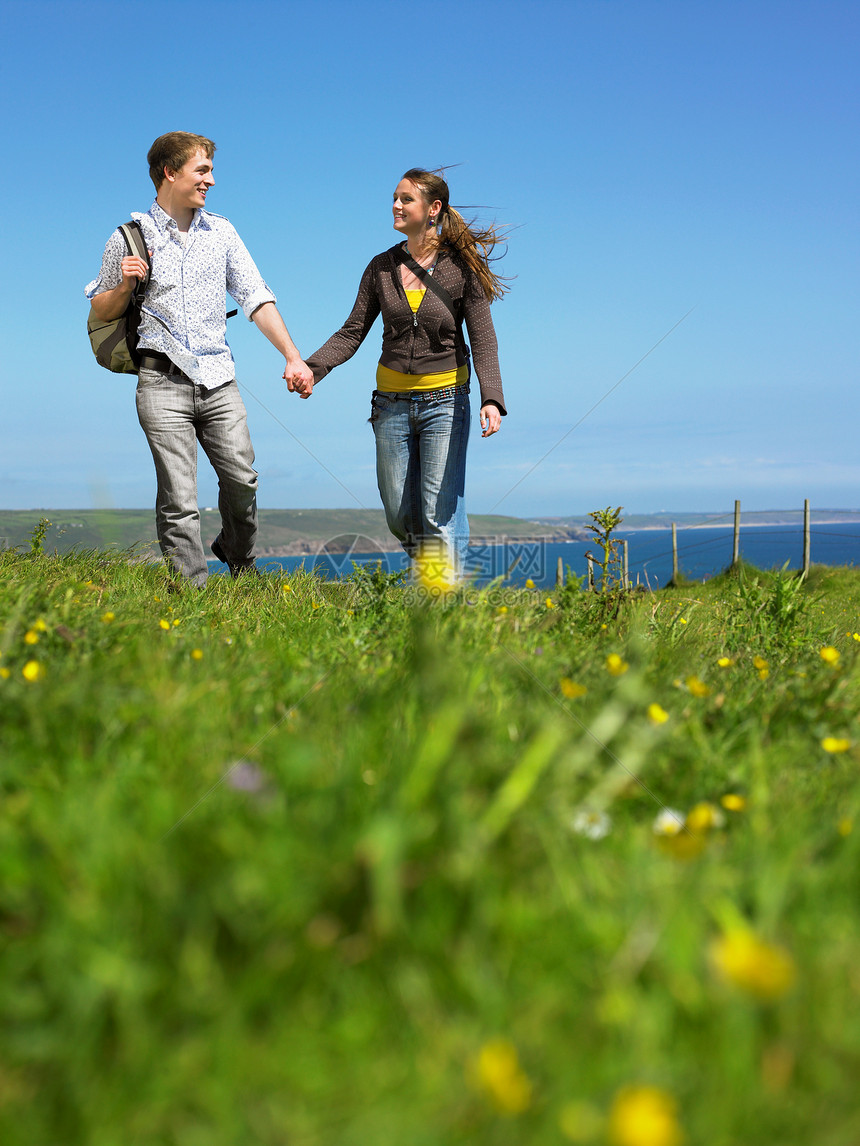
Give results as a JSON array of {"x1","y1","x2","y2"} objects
[
  {"x1": 571, "y1": 809, "x2": 612, "y2": 840},
  {"x1": 653, "y1": 808, "x2": 686, "y2": 837}
]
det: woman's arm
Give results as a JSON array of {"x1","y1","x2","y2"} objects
[
  {"x1": 462, "y1": 279, "x2": 507, "y2": 428},
  {"x1": 300, "y1": 260, "x2": 382, "y2": 395}
]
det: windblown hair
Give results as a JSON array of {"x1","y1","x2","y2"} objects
[
  {"x1": 402, "y1": 168, "x2": 510, "y2": 302},
  {"x1": 147, "y1": 132, "x2": 216, "y2": 190}
]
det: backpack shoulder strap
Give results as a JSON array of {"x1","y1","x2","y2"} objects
[
  {"x1": 397, "y1": 245, "x2": 456, "y2": 316},
  {"x1": 397, "y1": 245, "x2": 470, "y2": 361},
  {"x1": 117, "y1": 221, "x2": 151, "y2": 299}
]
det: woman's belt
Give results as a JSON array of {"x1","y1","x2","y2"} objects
[{"x1": 377, "y1": 383, "x2": 469, "y2": 401}]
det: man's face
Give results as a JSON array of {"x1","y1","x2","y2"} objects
[{"x1": 165, "y1": 149, "x2": 215, "y2": 209}]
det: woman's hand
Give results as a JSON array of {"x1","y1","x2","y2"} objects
[
  {"x1": 480, "y1": 403, "x2": 502, "y2": 437},
  {"x1": 285, "y1": 363, "x2": 314, "y2": 398}
]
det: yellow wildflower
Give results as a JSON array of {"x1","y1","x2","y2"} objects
[
  {"x1": 159, "y1": 619, "x2": 170, "y2": 631},
  {"x1": 608, "y1": 1084, "x2": 683, "y2": 1146},
  {"x1": 721, "y1": 793, "x2": 747, "y2": 812},
  {"x1": 311, "y1": 601, "x2": 320, "y2": 610},
  {"x1": 282, "y1": 583, "x2": 293, "y2": 594},
  {"x1": 545, "y1": 597, "x2": 555, "y2": 610},
  {"x1": 561, "y1": 678, "x2": 588, "y2": 699},
  {"x1": 647, "y1": 703, "x2": 669, "y2": 725},
  {"x1": 606, "y1": 653, "x2": 629, "y2": 677},
  {"x1": 852, "y1": 632, "x2": 860, "y2": 642},
  {"x1": 753, "y1": 655, "x2": 768, "y2": 670},
  {"x1": 172, "y1": 618, "x2": 181, "y2": 627},
  {"x1": 821, "y1": 736, "x2": 851, "y2": 754},
  {"x1": 678, "y1": 618, "x2": 687, "y2": 626},
  {"x1": 472, "y1": 1038, "x2": 533, "y2": 1115},
  {"x1": 497, "y1": 606, "x2": 509, "y2": 615},
  {"x1": 101, "y1": 612, "x2": 115, "y2": 624},
  {"x1": 837, "y1": 817, "x2": 852, "y2": 837},
  {"x1": 819, "y1": 646, "x2": 840, "y2": 666},
  {"x1": 717, "y1": 656, "x2": 733, "y2": 668},
  {"x1": 525, "y1": 578, "x2": 535, "y2": 589},
  {"x1": 0, "y1": 667, "x2": 11, "y2": 680},
  {"x1": 686, "y1": 801, "x2": 725, "y2": 833},
  {"x1": 34, "y1": 619, "x2": 48, "y2": 632},
  {"x1": 190, "y1": 649, "x2": 203, "y2": 661},
  {"x1": 24, "y1": 630, "x2": 39, "y2": 645},
  {"x1": 685, "y1": 675, "x2": 710, "y2": 698},
  {"x1": 22, "y1": 660, "x2": 44, "y2": 683},
  {"x1": 709, "y1": 928, "x2": 796, "y2": 1001}
]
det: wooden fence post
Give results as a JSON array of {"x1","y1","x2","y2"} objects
[
  {"x1": 732, "y1": 499, "x2": 741, "y2": 567},
  {"x1": 671, "y1": 523, "x2": 679, "y2": 583},
  {"x1": 802, "y1": 499, "x2": 811, "y2": 576},
  {"x1": 622, "y1": 539, "x2": 629, "y2": 588},
  {"x1": 556, "y1": 555, "x2": 564, "y2": 587},
  {"x1": 586, "y1": 553, "x2": 595, "y2": 591}
]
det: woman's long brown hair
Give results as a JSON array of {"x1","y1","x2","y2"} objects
[{"x1": 401, "y1": 168, "x2": 510, "y2": 302}]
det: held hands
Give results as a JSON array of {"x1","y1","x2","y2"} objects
[
  {"x1": 480, "y1": 403, "x2": 502, "y2": 437},
  {"x1": 285, "y1": 359, "x2": 315, "y2": 398}
]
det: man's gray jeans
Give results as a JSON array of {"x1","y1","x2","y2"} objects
[{"x1": 136, "y1": 368, "x2": 258, "y2": 586}]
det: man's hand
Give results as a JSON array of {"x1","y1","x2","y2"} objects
[
  {"x1": 285, "y1": 359, "x2": 314, "y2": 398},
  {"x1": 89, "y1": 251, "x2": 151, "y2": 322},
  {"x1": 121, "y1": 254, "x2": 149, "y2": 288},
  {"x1": 480, "y1": 403, "x2": 502, "y2": 437}
]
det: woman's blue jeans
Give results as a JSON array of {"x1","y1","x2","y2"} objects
[{"x1": 370, "y1": 385, "x2": 470, "y2": 575}]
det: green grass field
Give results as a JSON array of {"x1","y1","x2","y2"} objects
[{"x1": 2, "y1": 536, "x2": 860, "y2": 1145}]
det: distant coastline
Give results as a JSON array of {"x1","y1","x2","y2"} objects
[{"x1": 2, "y1": 508, "x2": 858, "y2": 558}]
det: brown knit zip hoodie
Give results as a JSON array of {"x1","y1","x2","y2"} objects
[{"x1": 306, "y1": 244, "x2": 507, "y2": 414}]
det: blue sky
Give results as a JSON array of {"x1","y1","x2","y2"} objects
[{"x1": 1, "y1": 0, "x2": 857, "y2": 518}]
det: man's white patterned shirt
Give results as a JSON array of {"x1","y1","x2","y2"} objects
[{"x1": 85, "y1": 201, "x2": 276, "y2": 390}]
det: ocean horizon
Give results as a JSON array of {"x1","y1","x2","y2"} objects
[{"x1": 212, "y1": 522, "x2": 860, "y2": 589}]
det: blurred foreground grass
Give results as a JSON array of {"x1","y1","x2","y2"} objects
[{"x1": 2, "y1": 543, "x2": 860, "y2": 1145}]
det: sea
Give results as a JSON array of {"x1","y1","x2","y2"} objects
[{"x1": 211, "y1": 522, "x2": 860, "y2": 589}]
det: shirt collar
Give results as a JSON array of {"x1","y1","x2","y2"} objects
[{"x1": 148, "y1": 200, "x2": 206, "y2": 233}]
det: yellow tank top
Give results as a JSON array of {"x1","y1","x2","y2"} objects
[{"x1": 376, "y1": 289, "x2": 468, "y2": 392}]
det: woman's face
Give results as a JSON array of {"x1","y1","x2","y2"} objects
[{"x1": 392, "y1": 179, "x2": 440, "y2": 235}]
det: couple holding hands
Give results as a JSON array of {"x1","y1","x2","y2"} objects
[{"x1": 86, "y1": 132, "x2": 508, "y2": 587}]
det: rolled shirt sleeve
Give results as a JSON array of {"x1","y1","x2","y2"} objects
[
  {"x1": 223, "y1": 222, "x2": 277, "y2": 320},
  {"x1": 84, "y1": 230, "x2": 125, "y2": 299}
]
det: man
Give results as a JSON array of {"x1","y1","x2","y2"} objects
[{"x1": 86, "y1": 131, "x2": 312, "y2": 586}]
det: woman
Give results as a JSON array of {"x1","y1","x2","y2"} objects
[{"x1": 293, "y1": 168, "x2": 508, "y2": 580}]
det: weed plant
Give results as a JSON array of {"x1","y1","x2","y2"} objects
[{"x1": 1, "y1": 543, "x2": 860, "y2": 1145}]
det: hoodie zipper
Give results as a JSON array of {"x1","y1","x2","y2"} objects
[{"x1": 400, "y1": 246, "x2": 441, "y2": 373}]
